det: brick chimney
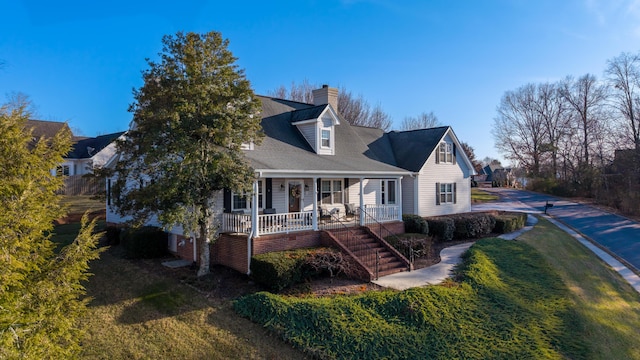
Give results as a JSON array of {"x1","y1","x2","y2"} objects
[{"x1": 312, "y1": 84, "x2": 338, "y2": 112}]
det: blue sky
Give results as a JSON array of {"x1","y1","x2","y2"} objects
[{"x1": 2, "y1": 1, "x2": 640, "y2": 163}]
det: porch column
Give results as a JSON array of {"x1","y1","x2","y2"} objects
[
  {"x1": 312, "y1": 177, "x2": 318, "y2": 231},
  {"x1": 359, "y1": 177, "x2": 365, "y2": 226},
  {"x1": 252, "y1": 180, "x2": 259, "y2": 237},
  {"x1": 397, "y1": 176, "x2": 403, "y2": 221}
]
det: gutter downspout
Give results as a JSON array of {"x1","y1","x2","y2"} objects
[
  {"x1": 246, "y1": 229, "x2": 254, "y2": 275},
  {"x1": 248, "y1": 179, "x2": 259, "y2": 275}
]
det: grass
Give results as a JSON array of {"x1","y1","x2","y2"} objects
[
  {"x1": 59, "y1": 195, "x2": 104, "y2": 215},
  {"x1": 236, "y1": 218, "x2": 640, "y2": 359},
  {"x1": 518, "y1": 217, "x2": 640, "y2": 359},
  {"x1": 49, "y1": 211, "x2": 640, "y2": 359},
  {"x1": 49, "y1": 226, "x2": 305, "y2": 359},
  {"x1": 471, "y1": 188, "x2": 499, "y2": 203}
]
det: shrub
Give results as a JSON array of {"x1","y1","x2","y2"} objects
[
  {"x1": 385, "y1": 233, "x2": 431, "y2": 259},
  {"x1": 402, "y1": 214, "x2": 428, "y2": 234},
  {"x1": 120, "y1": 226, "x2": 167, "y2": 259},
  {"x1": 105, "y1": 225, "x2": 121, "y2": 245},
  {"x1": 493, "y1": 212, "x2": 528, "y2": 233},
  {"x1": 452, "y1": 213, "x2": 496, "y2": 239},
  {"x1": 251, "y1": 248, "x2": 350, "y2": 291},
  {"x1": 426, "y1": 217, "x2": 455, "y2": 242}
]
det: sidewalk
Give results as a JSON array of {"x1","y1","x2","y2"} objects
[{"x1": 374, "y1": 202, "x2": 640, "y2": 294}]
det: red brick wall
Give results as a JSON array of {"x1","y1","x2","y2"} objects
[
  {"x1": 211, "y1": 234, "x2": 248, "y2": 274},
  {"x1": 172, "y1": 235, "x2": 195, "y2": 262},
  {"x1": 364, "y1": 221, "x2": 405, "y2": 238},
  {"x1": 252, "y1": 231, "x2": 322, "y2": 255}
]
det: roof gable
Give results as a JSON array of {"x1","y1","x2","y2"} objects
[{"x1": 67, "y1": 132, "x2": 125, "y2": 159}]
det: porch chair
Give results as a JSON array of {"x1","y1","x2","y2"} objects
[
  {"x1": 344, "y1": 203, "x2": 357, "y2": 220},
  {"x1": 319, "y1": 204, "x2": 339, "y2": 224}
]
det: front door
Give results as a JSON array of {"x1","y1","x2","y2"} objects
[{"x1": 288, "y1": 180, "x2": 303, "y2": 212}]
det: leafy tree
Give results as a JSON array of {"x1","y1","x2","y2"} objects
[
  {"x1": 112, "y1": 31, "x2": 263, "y2": 276},
  {"x1": 269, "y1": 80, "x2": 393, "y2": 130},
  {"x1": 0, "y1": 101, "x2": 101, "y2": 358},
  {"x1": 400, "y1": 111, "x2": 441, "y2": 130},
  {"x1": 460, "y1": 141, "x2": 482, "y2": 173}
]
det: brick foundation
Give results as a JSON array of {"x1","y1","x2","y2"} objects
[
  {"x1": 364, "y1": 221, "x2": 405, "y2": 237},
  {"x1": 211, "y1": 234, "x2": 249, "y2": 274},
  {"x1": 172, "y1": 235, "x2": 196, "y2": 262},
  {"x1": 252, "y1": 230, "x2": 322, "y2": 255}
]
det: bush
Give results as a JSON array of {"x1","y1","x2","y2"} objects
[
  {"x1": 426, "y1": 217, "x2": 455, "y2": 242},
  {"x1": 402, "y1": 214, "x2": 428, "y2": 234},
  {"x1": 120, "y1": 226, "x2": 167, "y2": 259},
  {"x1": 105, "y1": 225, "x2": 121, "y2": 245},
  {"x1": 493, "y1": 212, "x2": 528, "y2": 233},
  {"x1": 452, "y1": 213, "x2": 496, "y2": 240},
  {"x1": 251, "y1": 248, "x2": 351, "y2": 291},
  {"x1": 385, "y1": 233, "x2": 431, "y2": 259}
]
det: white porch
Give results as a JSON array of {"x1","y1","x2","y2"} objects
[{"x1": 220, "y1": 176, "x2": 403, "y2": 236}]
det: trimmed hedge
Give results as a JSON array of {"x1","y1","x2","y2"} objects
[
  {"x1": 120, "y1": 226, "x2": 167, "y2": 259},
  {"x1": 426, "y1": 211, "x2": 528, "y2": 242},
  {"x1": 251, "y1": 248, "x2": 350, "y2": 291},
  {"x1": 452, "y1": 213, "x2": 496, "y2": 240},
  {"x1": 105, "y1": 225, "x2": 121, "y2": 245},
  {"x1": 402, "y1": 214, "x2": 429, "y2": 234},
  {"x1": 385, "y1": 233, "x2": 431, "y2": 259},
  {"x1": 493, "y1": 212, "x2": 528, "y2": 233},
  {"x1": 426, "y1": 217, "x2": 455, "y2": 242}
]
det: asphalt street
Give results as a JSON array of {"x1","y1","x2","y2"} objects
[{"x1": 475, "y1": 188, "x2": 640, "y2": 272}]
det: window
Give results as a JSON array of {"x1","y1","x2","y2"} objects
[
  {"x1": 437, "y1": 183, "x2": 456, "y2": 204},
  {"x1": 321, "y1": 129, "x2": 331, "y2": 148},
  {"x1": 232, "y1": 180, "x2": 263, "y2": 210},
  {"x1": 56, "y1": 165, "x2": 70, "y2": 176},
  {"x1": 381, "y1": 180, "x2": 397, "y2": 205},
  {"x1": 321, "y1": 179, "x2": 343, "y2": 204},
  {"x1": 438, "y1": 142, "x2": 454, "y2": 164}
]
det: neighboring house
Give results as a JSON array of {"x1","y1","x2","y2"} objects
[
  {"x1": 475, "y1": 163, "x2": 513, "y2": 187},
  {"x1": 26, "y1": 119, "x2": 123, "y2": 176},
  {"x1": 106, "y1": 86, "x2": 476, "y2": 279},
  {"x1": 26, "y1": 119, "x2": 124, "y2": 194},
  {"x1": 64, "y1": 132, "x2": 125, "y2": 176}
]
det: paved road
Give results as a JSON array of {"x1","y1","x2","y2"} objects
[{"x1": 474, "y1": 188, "x2": 640, "y2": 271}]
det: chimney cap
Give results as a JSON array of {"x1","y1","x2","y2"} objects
[{"x1": 322, "y1": 84, "x2": 328, "y2": 88}]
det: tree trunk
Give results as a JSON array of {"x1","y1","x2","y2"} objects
[{"x1": 197, "y1": 200, "x2": 212, "y2": 277}]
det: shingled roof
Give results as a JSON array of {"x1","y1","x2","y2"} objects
[
  {"x1": 245, "y1": 97, "x2": 469, "y2": 176},
  {"x1": 67, "y1": 131, "x2": 125, "y2": 159}
]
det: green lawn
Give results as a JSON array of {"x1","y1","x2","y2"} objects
[
  {"x1": 49, "y1": 215, "x2": 640, "y2": 359},
  {"x1": 59, "y1": 195, "x2": 104, "y2": 215},
  {"x1": 235, "y1": 217, "x2": 640, "y2": 359},
  {"x1": 471, "y1": 188, "x2": 499, "y2": 203},
  {"x1": 48, "y1": 224, "x2": 305, "y2": 360}
]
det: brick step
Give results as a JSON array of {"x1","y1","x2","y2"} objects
[
  {"x1": 360, "y1": 254, "x2": 402, "y2": 268},
  {"x1": 378, "y1": 266, "x2": 408, "y2": 277},
  {"x1": 351, "y1": 246, "x2": 387, "y2": 258}
]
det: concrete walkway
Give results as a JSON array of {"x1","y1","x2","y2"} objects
[{"x1": 374, "y1": 201, "x2": 640, "y2": 294}]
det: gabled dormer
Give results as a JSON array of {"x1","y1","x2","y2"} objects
[{"x1": 291, "y1": 85, "x2": 340, "y2": 156}]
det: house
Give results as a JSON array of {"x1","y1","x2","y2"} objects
[
  {"x1": 106, "y1": 86, "x2": 476, "y2": 280},
  {"x1": 474, "y1": 163, "x2": 513, "y2": 188},
  {"x1": 26, "y1": 120, "x2": 124, "y2": 194}
]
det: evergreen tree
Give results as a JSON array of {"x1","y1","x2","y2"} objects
[
  {"x1": 112, "y1": 31, "x2": 263, "y2": 276},
  {"x1": 0, "y1": 102, "x2": 102, "y2": 358}
]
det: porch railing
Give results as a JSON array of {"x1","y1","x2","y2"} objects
[
  {"x1": 362, "y1": 204, "x2": 399, "y2": 224},
  {"x1": 359, "y1": 206, "x2": 412, "y2": 271},
  {"x1": 221, "y1": 213, "x2": 251, "y2": 234},
  {"x1": 221, "y1": 211, "x2": 314, "y2": 235}
]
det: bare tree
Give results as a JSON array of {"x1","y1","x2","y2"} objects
[
  {"x1": 400, "y1": 111, "x2": 441, "y2": 130},
  {"x1": 269, "y1": 81, "x2": 393, "y2": 130},
  {"x1": 606, "y1": 52, "x2": 640, "y2": 150},
  {"x1": 367, "y1": 103, "x2": 392, "y2": 131},
  {"x1": 533, "y1": 82, "x2": 570, "y2": 178},
  {"x1": 492, "y1": 83, "x2": 546, "y2": 176},
  {"x1": 559, "y1": 74, "x2": 609, "y2": 166}
]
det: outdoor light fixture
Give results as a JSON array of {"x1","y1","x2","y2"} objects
[{"x1": 280, "y1": 184, "x2": 285, "y2": 191}]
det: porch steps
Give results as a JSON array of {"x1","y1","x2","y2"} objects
[{"x1": 329, "y1": 227, "x2": 407, "y2": 278}]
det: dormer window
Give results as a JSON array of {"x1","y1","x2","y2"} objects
[
  {"x1": 438, "y1": 142, "x2": 454, "y2": 164},
  {"x1": 321, "y1": 129, "x2": 331, "y2": 148}
]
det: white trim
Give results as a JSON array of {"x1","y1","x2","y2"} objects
[
  {"x1": 255, "y1": 169, "x2": 412, "y2": 177},
  {"x1": 291, "y1": 119, "x2": 317, "y2": 125}
]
